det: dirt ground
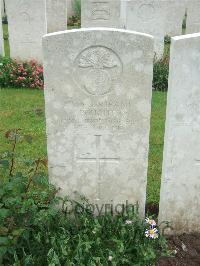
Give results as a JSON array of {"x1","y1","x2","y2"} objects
[
  {"x1": 157, "y1": 233, "x2": 200, "y2": 266},
  {"x1": 145, "y1": 204, "x2": 200, "y2": 265}
]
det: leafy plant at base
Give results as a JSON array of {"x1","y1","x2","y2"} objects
[{"x1": 0, "y1": 130, "x2": 170, "y2": 265}]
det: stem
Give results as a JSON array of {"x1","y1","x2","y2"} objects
[
  {"x1": 25, "y1": 160, "x2": 40, "y2": 194},
  {"x1": 9, "y1": 133, "x2": 17, "y2": 177}
]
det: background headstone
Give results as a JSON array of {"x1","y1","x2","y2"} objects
[
  {"x1": 126, "y1": 0, "x2": 169, "y2": 58},
  {"x1": 1, "y1": 0, "x2": 5, "y2": 18},
  {"x1": 46, "y1": 0, "x2": 67, "y2": 33},
  {"x1": 67, "y1": 0, "x2": 76, "y2": 18},
  {"x1": 81, "y1": 0, "x2": 121, "y2": 28},
  {"x1": 0, "y1": 0, "x2": 4, "y2": 56},
  {"x1": 165, "y1": 0, "x2": 186, "y2": 36},
  {"x1": 159, "y1": 33, "x2": 200, "y2": 234},
  {"x1": 6, "y1": 0, "x2": 47, "y2": 63},
  {"x1": 120, "y1": 0, "x2": 128, "y2": 29},
  {"x1": 186, "y1": 0, "x2": 200, "y2": 34},
  {"x1": 43, "y1": 28, "x2": 154, "y2": 216}
]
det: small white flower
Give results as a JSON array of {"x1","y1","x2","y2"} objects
[
  {"x1": 108, "y1": 255, "x2": 113, "y2": 261},
  {"x1": 145, "y1": 217, "x2": 156, "y2": 228},
  {"x1": 125, "y1": 220, "x2": 133, "y2": 225},
  {"x1": 145, "y1": 228, "x2": 159, "y2": 239}
]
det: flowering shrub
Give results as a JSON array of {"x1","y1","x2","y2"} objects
[{"x1": 0, "y1": 57, "x2": 44, "y2": 90}]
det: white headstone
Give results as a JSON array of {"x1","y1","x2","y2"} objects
[
  {"x1": 6, "y1": 0, "x2": 47, "y2": 63},
  {"x1": 81, "y1": 0, "x2": 121, "y2": 28},
  {"x1": 46, "y1": 0, "x2": 67, "y2": 33},
  {"x1": 126, "y1": 0, "x2": 169, "y2": 58},
  {"x1": 120, "y1": 0, "x2": 128, "y2": 29},
  {"x1": 186, "y1": 0, "x2": 200, "y2": 34},
  {"x1": 67, "y1": 0, "x2": 76, "y2": 18},
  {"x1": 1, "y1": 0, "x2": 5, "y2": 18},
  {"x1": 0, "y1": 0, "x2": 4, "y2": 56},
  {"x1": 43, "y1": 28, "x2": 154, "y2": 216},
  {"x1": 165, "y1": 0, "x2": 186, "y2": 37},
  {"x1": 159, "y1": 33, "x2": 200, "y2": 234}
]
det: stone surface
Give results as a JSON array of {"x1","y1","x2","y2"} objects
[
  {"x1": 1, "y1": 0, "x2": 5, "y2": 18},
  {"x1": 46, "y1": 0, "x2": 67, "y2": 33},
  {"x1": 6, "y1": 0, "x2": 47, "y2": 63},
  {"x1": 81, "y1": 0, "x2": 121, "y2": 28},
  {"x1": 0, "y1": 0, "x2": 4, "y2": 56},
  {"x1": 165, "y1": 0, "x2": 186, "y2": 36},
  {"x1": 120, "y1": 0, "x2": 128, "y2": 29},
  {"x1": 186, "y1": 0, "x2": 200, "y2": 34},
  {"x1": 67, "y1": 0, "x2": 76, "y2": 18},
  {"x1": 126, "y1": 0, "x2": 176, "y2": 58},
  {"x1": 159, "y1": 33, "x2": 200, "y2": 234},
  {"x1": 43, "y1": 28, "x2": 154, "y2": 216}
]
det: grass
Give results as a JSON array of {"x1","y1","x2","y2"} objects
[
  {"x1": 0, "y1": 88, "x2": 167, "y2": 204},
  {"x1": 147, "y1": 91, "x2": 167, "y2": 204},
  {"x1": 0, "y1": 89, "x2": 47, "y2": 163}
]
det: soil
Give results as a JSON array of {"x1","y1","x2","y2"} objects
[
  {"x1": 145, "y1": 203, "x2": 200, "y2": 265},
  {"x1": 157, "y1": 233, "x2": 200, "y2": 266}
]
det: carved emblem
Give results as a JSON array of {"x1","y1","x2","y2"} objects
[
  {"x1": 138, "y1": 4, "x2": 155, "y2": 21},
  {"x1": 91, "y1": 2, "x2": 110, "y2": 21},
  {"x1": 74, "y1": 46, "x2": 122, "y2": 96}
]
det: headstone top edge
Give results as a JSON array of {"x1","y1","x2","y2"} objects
[{"x1": 42, "y1": 27, "x2": 154, "y2": 40}]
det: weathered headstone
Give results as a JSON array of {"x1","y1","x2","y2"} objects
[
  {"x1": 186, "y1": 0, "x2": 200, "y2": 34},
  {"x1": 1, "y1": 0, "x2": 5, "y2": 18},
  {"x1": 159, "y1": 33, "x2": 200, "y2": 234},
  {"x1": 43, "y1": 28, "x2": 154, "y2": 216},
  {"x1": 0, "y1": 0, "x2": 4, "y2": 56},
  {"x1": 6, "y1": 0, "x2": 47, "y2": 63},
  {"x1": 81, "y1": 0, "x2": 121, "y2": 28},
  {"x1": 126, "y1": 0, "x2": 168, "y2": 58},
  {"x1": 165, "y1": 0, "x2": 186, "y2": 36},
  {"x1": 67, "y1": 0, "x2": 76, "y2": 18},
  {"x1": 46, "y1": 0, "x2": 67, "y2": 33},
  {"x1": 120, "y1": 0, "x2": 128, "y2": 29}
]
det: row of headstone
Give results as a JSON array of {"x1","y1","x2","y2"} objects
[
  {"x1": 81, "y1": 0, "x2": 200, "y2": 58},
  {"x1": 43, "y1": 28, "x2": 200, "y2": 234},
  {"x1": 4, "y1": 0, "x2": 67, "y2": 62},
  {"x1": 2, "y1": 0, "x2": 200, "y2": 61}
]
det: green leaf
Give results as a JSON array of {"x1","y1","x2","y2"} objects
[
  {"x1": 0, "y1": 209, "x2": 10, "y2": 220},
  {"x1": 12, "y1": 229, "x2": 25, "y2": 237},
  {"x1": 0, "y1": 237, "x2": 9, "y2": 246}
]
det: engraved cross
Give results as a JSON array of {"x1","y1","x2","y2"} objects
[{"x1": 76, "y1": 135, "x2": 120, "y2": 199}]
